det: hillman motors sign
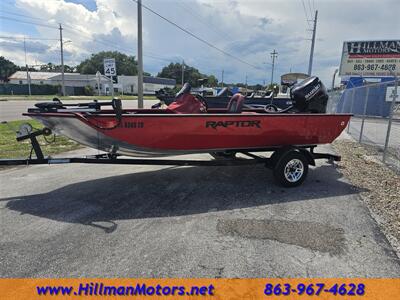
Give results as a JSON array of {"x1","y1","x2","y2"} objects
[{"x1": 339, "y1": 40, "x2": 400, "y2": 77}]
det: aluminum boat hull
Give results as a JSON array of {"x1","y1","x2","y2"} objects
[{"x1": 25, "y1": 111, "x2": 351, "y2": 157}]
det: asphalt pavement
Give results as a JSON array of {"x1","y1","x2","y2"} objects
[
  {"x1": 1, "y1": 100, "x2": 399, "y2": 277},
  {"x1": 348, "y1": 117, "x2": 400, "y2": 151},
  {"x1": 1, "y1": 145, "x2": 399, "y2": 277}
]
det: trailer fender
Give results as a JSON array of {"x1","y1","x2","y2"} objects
[{"x1": 299, "y1": 149, "x2": 316, "y2": 166}]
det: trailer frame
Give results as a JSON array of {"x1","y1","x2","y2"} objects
[{"x1": 0, "y1": 126, "x2": 341, "y2": 187}]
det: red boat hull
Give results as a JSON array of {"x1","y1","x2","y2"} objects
[{"x1": 25, "y1": 111, "x2": 351, "y2": 156}]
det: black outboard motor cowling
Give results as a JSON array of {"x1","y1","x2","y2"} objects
[{"x1": 290, "y1": 76, "x2": 328, "y2": 113}]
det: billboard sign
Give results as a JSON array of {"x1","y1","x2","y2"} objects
[
  {"x1": 103, "y1": 58, "x2": 117, "y2": 77},
  {"x1": 339, "y1": 40, "x2": 400, "y2": 77}
]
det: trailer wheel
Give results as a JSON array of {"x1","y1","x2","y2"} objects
[{"x1": 273, "y1": 150, "x2": 308, "y2": 187}]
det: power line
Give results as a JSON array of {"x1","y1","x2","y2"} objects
[
  {"x1": 1, "y1": 4, "x2": 262, "y2": 72},
  {"x1": 130, "y1": 0, "x2": 260, "y2": 70},
  {"x1": 307, "y1": 0, "x2": 314, "y2": 19},
  {"x1": 0, "y1": 15, "x2": 58, "y2": 29},
  {"x1": 0, "y1": 8, "x2": 232, "y2": 74},
  {"x1": 175, "y1": 1, "x2": 234, "y2": 42},
  {"x1": 0, "y1": 36, "x2": 58, "y2": 41},
  {"x1": 0, "y1": 43, "x2": 52, "y2": 52},
  {"x1": 300, "y1": 0, "x2": 312, "y2": 29},
  {"x1": 62, "y1": 26, "x2": 174, "y2": 63},
  {"x1": 0, "y1": 10, "x2": 48, "y2": 22},
  {"x1": 0, "y1": 21, "x2": 171, "y2": 64},
  {"x1": 0, "y1": 9, "x2": 177, "y2": 62},
  {"x1": 0, "y1": 8, "x2": 171, "y2": 62},
  {"x1": 0, "y1": 14, "x2": 138, "y2": 59}
]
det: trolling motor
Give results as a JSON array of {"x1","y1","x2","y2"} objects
[
  {"x1": 31, "y1": 97, "x2": 123, "y2": 129},
  {"x1": 33, "y1": 97, "x2": 122, "y2": 113}
]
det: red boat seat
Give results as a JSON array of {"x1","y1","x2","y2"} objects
[
  {"x1": 167, "y1": 93, "x2": 206, "y2": 114},
  {"x1": 227, "y1": 93, "x2": 245, "y2": 113}
]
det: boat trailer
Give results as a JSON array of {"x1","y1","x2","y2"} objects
[{"x1": 0, "y1": 125, "x2": 341, "y2": 187}]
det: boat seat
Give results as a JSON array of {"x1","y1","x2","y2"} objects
[{"x1": 227, "y1": 93, "x2": 245, "y2": 113}]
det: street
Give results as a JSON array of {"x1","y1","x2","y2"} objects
[{"x1": 1, "y1": 145, "x2": 399, "y2": 277}]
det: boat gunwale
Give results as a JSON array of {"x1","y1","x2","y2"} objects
[{"x1": 23, "y1": 112, "x2": 353, "y2": 118}]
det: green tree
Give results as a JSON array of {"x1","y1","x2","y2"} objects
[
  {"x1": 40, "y1": 63, "x2": 76, "y2": 73},
  {"x1": 84, "y1": 85, "x2": 94, "y2": 96},
  {"x1": 157, "y1": 63, "x2": 218, "y2": 87},
  {"x1": 250, "y1": 84, "x2": 264, "y2": 90},
  {"x1": 77, "y1": 51, "x2": 138, "y2": 75},
  {"x1": 0, "y1": 57, "x2": 20, "y2": 82},
  {"x1": 207, "y1": 75, "x2": 218, "y2": 87}
]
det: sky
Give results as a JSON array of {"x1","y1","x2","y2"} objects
[{"x1": 0, "y1": 0, "x2": 399, "y2": 86}]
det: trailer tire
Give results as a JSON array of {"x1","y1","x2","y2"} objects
[{"x1": 273, "y1": 150, "x2": 308, "y2": 187}]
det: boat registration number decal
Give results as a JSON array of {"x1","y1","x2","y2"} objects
[
  {"x1": 206, "y1": 120, "x2": 261, "y2": 129},
  {"x1": 118, "y1": 122, "x2": 144, "y2": 128}
]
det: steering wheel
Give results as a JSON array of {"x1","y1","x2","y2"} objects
[{"x1": 194, "y1": 94, "x2": 208, "y2": 111}]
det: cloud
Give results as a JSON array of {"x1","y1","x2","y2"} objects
[
  {"x1": 0, "y1": 40, "x2": 50, "y2": 54},
  {"x1": 1, "y1": 0, "x2": 399, "y2": 85}
]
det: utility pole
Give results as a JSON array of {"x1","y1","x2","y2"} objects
[
  {"x1": 307, "y1": 10, "x2": 318, "y2": 76},
  {"x1": 221, "y1": 69, "x2": 224, "y2": 87},
  {"x1": 137, "y1": 0, "x2": 144, "y2": 108},
  {"x1": 270, "y1": 49, "x2": 278, "y2": 86},
  {"x1": 96, "y1": 71, "x2": 101, "y2": 96},
  {"x1": 23, "y1": 37, "x2": 31, "y2": 96},
  {"x1": 245, "y1": 74, "x2": 248, "y2": 94},
  {"x1": 181, "y1": 60, "x2": 185, "y2": 85},
  {"x1": 59, "y1": 24, "x2": 66, "y2": 96}
]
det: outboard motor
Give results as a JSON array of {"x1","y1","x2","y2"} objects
[{"x1": 290, "y1": 76, "x2": 328, "y2": 113}]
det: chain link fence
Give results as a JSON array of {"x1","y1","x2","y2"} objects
[{"x1": 327, "y1": 80, "x2": 400, "y2": 172}]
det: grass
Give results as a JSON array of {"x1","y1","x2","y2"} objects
[
  {"x1": 0, "y1": 95, "x2": 157, "y2": 101},
  {"x1": 0, "y1": 120, "x2": 81, "y2": 159}
]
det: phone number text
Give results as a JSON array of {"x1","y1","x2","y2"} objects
[
  {"x1": 353, "y1": 64, "x2": 396, "y2": 71},
  {"x1": 264, "y1": 283, "x2": 365, "y2": 296}
]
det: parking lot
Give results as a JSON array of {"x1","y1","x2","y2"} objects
[
  {"x1": 1, "y1": 144, "x2": 399, "y2": 277},
  {"x1": 1, "y1": 100, "x2": 399, "y2": 277}
]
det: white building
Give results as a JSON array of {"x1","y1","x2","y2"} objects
[
  {"x1": 117, "y1": 75, "x2": 176, "y2": 95},
  {"x1": 8, "y1": 71, "x2": 112, "y2": 95}
]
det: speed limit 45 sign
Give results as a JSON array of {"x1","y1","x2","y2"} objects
[{"x1": 103, "y1": 58, "x2": 117, "y2": 76}]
